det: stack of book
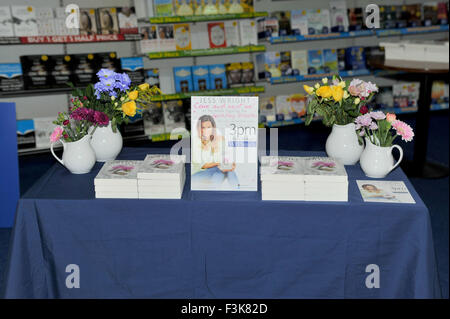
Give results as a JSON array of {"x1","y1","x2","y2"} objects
[
  {"x1": 260, "y1": 156, "x2": 304, "y2": 201},
  {"x1": 260, "y1": 156, "x2": 348, "y2": 202},
  {"x1": 303, "y1": 157, "x2": 348, "y2": 202},
  {"x1": 94, "y1": 160, "x2": 142, "y2": 198},
  {"x1": 137, "y1": 154, "x2": 186, "y2": 199}
]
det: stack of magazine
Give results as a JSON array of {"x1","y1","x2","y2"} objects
[
  {"x1": 303, "y1": 157, "x2": 348, "y2": 202},
  {"x1": 137, "y1": 154, "x2": 186, "y2": 199},
  {"x1": 260, "y1": 156, "x2": 305, "y2": 201},
  {"x1": 260, "y1": 156, "x2": 348, "y2": 202},
  {"x1": 94, "y1": 160, "x2": 142, "y2": 199}
]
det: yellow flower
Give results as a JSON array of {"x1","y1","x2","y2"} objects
[
  {"x1": 343, "y1": 91, "x2": 349, "y2": 99},
  {"x1": 128, "y1": 90, "x2": 138, "y2": 100},
  {"x1": 339, "y1": 81, "x2": 346, "y2": 88},
  {"x1": 331, "y1": 85, "x2": 344, "y2": 102},
  {"x1": 316, "y1": 85, "x2": 332, "y2": 99},
  {"x1": 303, "y1": 85, "x2": 314, "y2": 95},
  {"x1": 354, "y1": 98, "x2": 361, "y2": 104},
  {"x1": 138, "y1": 83, "x2": 149, "y2": 91},
  {"x1": 122, "y1": 101, "x2": 136, "y2": 117}
]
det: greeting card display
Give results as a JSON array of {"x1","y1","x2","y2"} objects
[{"x1": 191, "y1": 96, "x2": 258, "y2": 191}]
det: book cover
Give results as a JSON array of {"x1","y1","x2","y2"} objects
[
  {"x1": 138, "y1": 154, "x2": 186, "y2": 179},
  {"x1": 323, "y1": 49, "x2": 338, "y2": 73},
  {"x1": 208, "y1": 64, "x2": 227, "y2": 89},
  {"x1": 264, "y1": 52, "x2": 282, "y2": 78},
  {"x1": 208, "y1": 22, "x2": 227, "y2": 48},
  {"x1": 49, "y1": 55, "x2": 75, "y2": 88},
  {"x1": 259, "y1": 96, "x2": 276, "y2": 123},
  {"x1": 0, "y1": 6, "x2": 14, "y2": 36},
  {"x1": 272, "y1": 11, "x2": 291, "y2": 36},
  {"x1": 303, "y1": 157, "x2": 347, "y2": 181},
  {"x1": 97, "y1": 7, "x2": 120, "y2": 34},
  {"x1": 263, "y1": 17, "x2": 279, "y2": 39},
  {"x1": 260, "y1": 156, "x2": 304, "y2": 179},
  {"x1": 275, "y1": 95, "x2": 291, "y2": 121},
  {"x1": 20, "y1": 55, "x2": 52, "y2": 90},
  {"x1": 140, "y1": 25, "x2": 159, "y2": 53},
  {"x1": 173, "y1": 66, "x2": 193, "y2": 93},
  {"x1": 145, "y1": 68, "x2": 160, "y2": 88},
  {"x1": 163, "y1": 99, "x2": 186, "y2": 133},
  {"x1": 241, "y1": 62, "x2": 254, "y2": 85},
  {"x1": 239, "y1": 19, "x2": 257, "y2": 45},
  {"x1": 120, "y1": 57, "x2": 145, "y2": 85},
  {"x1": 345, "y1": 46, "x2": 366, "y2": 71},
  {"x1": 117, "y1": 7, "x2": 138, "y2": 34},
  {"x1": 289, "y1": 94, "x2": 307, "y2": 118},
  {"x1": 157, "y1": 24, "x2": 175, "y2": 51},
  {"x1": 224, "y1": 20, "x2": 241, "y2": 47},
  {"x1": 0, "y1": 63, "x2": 23, "y2": 92},
  {"x1": 174, "y1": 23, "x2": 192, "y2": 50},
  {"x1": 280, "y1": 51, "x2": 292, "y2": 76},
  {"x1": 191, "y1": 96, "x2": 259, "y2": 191},
  {"x1": 33, "y1": 116, "x2": 57, "y2": 148},
  {"x1": 190, "y1": 22, "x2": 209, "y2": 49},
  {"x1": 226, "y1": 62, "x2": 242, "y2": 87},
  {"x1": 192, "y1": 65, "x2": 210, "y2": 91},
  {"x1": 307, "y1": 50, "x2": 324, "y2": 74},
  {"x1": 291, "y1": 50, "x2": 308, "y2": 75},
  {"x1": 357, "y1": 180, "x2": 415, "y2": 204},
  {"x1": 330, "y1": 0, "x2": 349, "y2": 32},
  {"x1": 95, "y1": 160, "x2": 142, "y2": 182},
  {"x1": 11, "y1": 5, "x2": 38, "y2": 36},
  {"x1": 290, "y1": 10, "x2": 308, "y2": 36},
  {"x1": 143, "y1": 101, "x2": 165, "y2": 136},
  {"x1": 79, "y1": 8, "x2": 99, "y2": 35},
  {"x1": 154, "y1": 0, "x2": 174, "y2": 17},
  {"x1": 307, "y1": 9, "x2": 330, "y2": 35},
  {"x1": 174, "y1": 0, "x2": 194, "y2": 16},
  {"x1": 16, "y1": 119, "x2": 35, "y2": 149},
  {"x1": 348, "y1": 7, "x2": 363, "y2": 31},
  {"x1": 120, "y1": 114, "x2": 145, "y2": 138}
]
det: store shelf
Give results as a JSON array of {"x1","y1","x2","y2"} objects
[
  {"x1": 147, "y1": 12, "x2": 267, "y2": 24},
  {"x1": 150, "y1": 86, "x2": 264, "y2": 101},
  {"x1": 147, "y1": 44, "x2": 265, "y2": 59},
  {"x1": 269, "y1": 69, "x2": 373, "y2": 85},
  {"x1": 0, "y1": 33, "x2": 141, "y2": 45},
  {"x1": 268, "y1": 25, "x2": 449, "y2": 45},
  {"x1": 430, "y1": 103, "x2": 449, "y2": 111}
]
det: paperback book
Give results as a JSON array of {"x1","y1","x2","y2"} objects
[{"x1": 357, "y1": 180, "x2": 415, "y2": 204}]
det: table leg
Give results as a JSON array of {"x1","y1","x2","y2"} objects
[{"x1": 401, "y1": 74, "x2": 449, "y2": 178}]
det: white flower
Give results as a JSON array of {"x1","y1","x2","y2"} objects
[
  {"x1": 314, "y1": 83, "x2": 320, "y2": 89},
  {"x1": 322, "y1": 77, "x2": 328, "y2": 84},
  {"x1": 343, "y1": 91, "x2": 349, "y2": 99},
  {"x1": 354, "y1": 98, "x2": 360, "y2": 104},
  {"x1": 111, "y1": 96, "x2": 115, "y2": 101},
  {"x1": 114, "y1": 102, "x2": 118, "y2": 106}
]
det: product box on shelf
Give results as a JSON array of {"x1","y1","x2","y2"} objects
[
  {"x1": 145, "y1": 68, "x2": 160, "y2": 88},
  {"x1": 291, "y1": 50, "x2": 308, "y2": 76},
  {"x1": 173, "y1": 66, "x2": 193, "y2": 93},
  {"x1": 423, "y1": 3, "x2": 439, "y2": 26},
  {"x1": 174, "y1": 23, "x2": 192, "y2": 50},
  {"x1": 307, "y1": 8, "x2": 331, "y2": 35},
  {"x1": 226, "y1": 62, "x2": 243, "y2": 87},
  {"x1": 323, "y1": 49, "x2": 338, "y2": 73},
  {"x1": 11, "y1": 5, "x2": 38, "y2": 36},
  {"x1": 272, "y1": 11, "x2": 291, "y2": 36},
  {"x1": 345, "y1": 47, "x2": 367, "y2": 71},
  {"x1": 347, "y1": 7, "x2": 364, "y2": 31},
  {"x1": 279, "y1": 51, "x2": 293, "y2": 76},
  {"x1": 20, "y1": 55, "x2": 52, "y2": 90},
  {"x1": 239, "y1": 19, "x2": 257, "y2": 45},
  {"x1": 117, "y1": 7, "x2": 138, "y2": 34},
  {"x1": 120, "y1": 114, "x2": 145, "y2": 138},
  {"x1": 34, "y1": 117, "x2": 57, "y2": 148},
  {"x1": 16, "y1": 119, "x2": 35, "y2": 150},
  {"x1": 72, "y1": 53, "x2": 97, "y2": 86},
  {"x1": 163, "y1": 99, "x2": 186, "y2": 134},
  {"x1": 437, "y1": 2, "x2": 449, "y2": 25},
  {"x1": 49, "y1": 55, "x2": 76, "y2": 88},
  {"x1": 431, "y1": 81, "x2": 449, "y2": 104},
  {"x1": 154, "y1": 0, "x2": 174, "y2": 17},
  {"x1": 120, "y1": 57, "x2": 145, "y2": 85},
  {"x1": 97, "y1": 7, "x2": 120, "y2": 35},
  {"x1": 224, "y1": 20, "x2": 241, "y2": 47},
  {"x1": 307, "y1": 50, "x2": 324, "y2": 74},
  {"x1": 208, "y1": 64, "x2": 227, "y2": 90},
  {"x1": 393, "y1": 82, "x2": 420, "y2": 108},
  {"x1": 241, "y1": 62, "x2": 255, "y2": 85},
  {"x1": 143, "y1": 101, "x2": 165, "y2": 137},
  {"x1": 290, "y1": 10, "x2": 308, "y2": 36},
  {"x1": 0, "y1": 63, "x2": 24, "y2": 92},
  {"x1": 0, "y1": 6, "x2": 14, "y2": 37},
  {"x1": 405, "y1": 4, "x2": 422, "y2": 27},
  {"x1": 208, "y1": 22, "x2": 227, "y2": 48},
  {"x1": 192, "y1": 65, "x2": 211, "y2": 91},
  {"x1": 259, "y1": 96, "x2": 276, "y2": 124},
  {"x1": 79, "y1": 8, "x2": 99, "y2": 35},
  {"x1": 330, "y1": 0, "x2": 349, "y2": 32}
]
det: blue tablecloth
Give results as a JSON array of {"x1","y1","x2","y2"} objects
[{"x1": 2, "y1": 148, "x2": 441, "y2": 298}]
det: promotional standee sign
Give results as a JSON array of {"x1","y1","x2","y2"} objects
[{"x1": 191, "y1": 96, "x2": 258, "y2": 191}]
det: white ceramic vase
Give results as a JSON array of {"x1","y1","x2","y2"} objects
[
  {"x1": 325, "y1": 123, "x2": 364, "y2": 165},
  {"x1": 360, "y1": 137, "x2": 404, "y2": 178},
  {"x1": 90, "y1": 121, "x2": 123, "y2": 162},
  {"x1": 50, "y1": 135, "x2": 96, "y2": 174}
]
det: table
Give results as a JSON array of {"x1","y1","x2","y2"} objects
[
  {"x1": 370, "y1": 59, "x2": 449, "y2": 178},
  {"x1": 2, "y1": 148, "x2": 441, "y2": 298}
]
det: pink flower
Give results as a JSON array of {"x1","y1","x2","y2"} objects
[
  {"x1": 386, "y1": 113, "x2": 396, "y2": 123},
  {"x1": 348, "y1": 85, "x2": 362, "y2": 97},
  {"x1": 50, "y1": 126, "x2": 63, "y2": 142},
  {"x1": 392, "y1": 120, "x2": 414, "y2": 142},
  {"x1": 355, "y1": 113, "x2": 373, "y2": 127},
  {"x1": 370, "y1": 111, "x2": 386, "y2": 120}
]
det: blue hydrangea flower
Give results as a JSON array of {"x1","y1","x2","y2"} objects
[{"x1": 97, "y1": 69, "x2": 115, "y2": 80}]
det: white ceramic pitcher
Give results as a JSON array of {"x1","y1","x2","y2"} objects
[
  {"x1": 90, "y1": 121, "x2": 123, "y2": 162},
  {"x1": 51, "y1": 135, "x2": 96, "y2": 174},
  {"x1": 360, "y1": 137, "x2": 404, "y2": 178},
  {"x1": 325, "y1": 123, "x2": 364, "y2": 165}
]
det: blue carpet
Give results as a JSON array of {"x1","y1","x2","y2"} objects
[{"x1": 0, "y1": 111, "x2": 448, "y2": 298}]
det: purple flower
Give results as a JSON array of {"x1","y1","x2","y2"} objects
[
  {"x1": 94, "y1": 111, "x2": 110, "y2": 126},
  {"x1": 369, "y1": 122, "x2": 378, "y2": 130},
  {"x1": 370, "y1": 111, "x2": 386, "y2": 120},
  {"x1": 97, "y1": 68, "x2": 115, "y2": 80},
  {"x1": 355, "y1": 113, "x2": 373, "y2": 127},
  {"x1": 114, "y1": 73, "x2": 131, "y2": 91}
]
